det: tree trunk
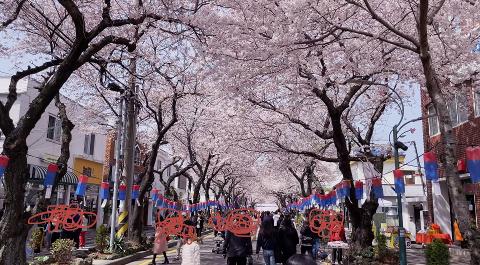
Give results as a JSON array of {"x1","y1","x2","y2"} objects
[
  {"x1": 417, "y1": 6, "x2": 480, "y2": 260},
  {"x1": 0, "y1": 143, "x2": 29, "y2": 265}
]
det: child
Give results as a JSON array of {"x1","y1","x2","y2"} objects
[
  {"x1": 181, "y1": 236, "x2": 200, "y2": 265},
  {"x1": 152, "y1": 229, "x2": 169, "y2": 264}
]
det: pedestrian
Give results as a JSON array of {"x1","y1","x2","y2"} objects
[
  {"x1": 152, "y1": 229, "x2": 169, "y2": 264},
  {"x1": 278, "y1": 217, "x2": 299, "y2": 264},
  {"x1": 196, "y1": 215, "x2": 204, "y2": 242},
  {"x1": 79, "y1": 214, "x2": 88, "y2": 248},
  {"x1": 223, "y1": 230, "x2": 253, "y2": 265},
  {"x1": 176, "y1": 213, "x2": 194, "y2": 260},
  {"x1": 273, "y1": 211, "x2": 281, "y2": 227},
  {"x1": 181, "y1": 236, "x2": 200, "y2": 265},
  {"x1": 300, "y1": 221, "x2": 314, "y2": 257},
  {"x1": 285, "y1": 254, "x2": 316, "y2": 265},
  {"x1": 329, "y1": 222, "x2": 346, "y2": 265},
  {"x1": 256, "y1": 219, "x2": 277, "y2": 265}
]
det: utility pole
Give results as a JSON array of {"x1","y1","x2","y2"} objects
[
  {"x1": 393, "y1": 125, "x2": 407, "y2": 265},
  {"x1": 110, "y1": 92, "x2": 125, "y2": 251}
]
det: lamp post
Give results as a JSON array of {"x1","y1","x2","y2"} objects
[{"x1": 392, "y1": 124, "x2": 407, "y2": 265}]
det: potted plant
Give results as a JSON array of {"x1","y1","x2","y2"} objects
[
  {"x1": 31, "y1": 227, "x2": 44, "y2": 253},
  {"x1": 51, "y1": 238, "x2": 75, "y2": 264}
]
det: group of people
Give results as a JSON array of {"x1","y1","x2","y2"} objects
[
  {"x1": 42, "y1": 214, "x2": 89, "y2": 249},
  {"x1": 152, "y1": 209, "x2": 346, "y2": 265},
  {"x1": 256, "y1": 211, "x2": 346, "y2": 265}
]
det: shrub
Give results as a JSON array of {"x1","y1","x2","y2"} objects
[
  {"x1": 425, "y1": 239, "x2": 450, "y2": 265},
  {"x1": 51, "y1": 239, "x2": 74, "y2": 264},
  {"x1": 30, "y1": 227, "x2": 44, "y2": 250},
  {"x1": 95, "y1": 224, "x2": 109, "y2": 253},
  {"x1": 375, "y1": 234, "x2": 388, "y2": 258}
]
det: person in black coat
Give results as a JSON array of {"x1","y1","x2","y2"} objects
[
  {"x1": 256, "y1": 220, "x2": 277, "y2": 265},
  {"x1": 278, "y1": 217, "x2": 299, "y2": 264},
  {"x1": 300, "y1": 221, "x2": 315, "y2": 257},
  {"x1": 223, "y1": 230, "x2": 253, "y2": 265}
]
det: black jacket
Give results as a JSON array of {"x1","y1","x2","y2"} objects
[
  {"x1": 256, "y1": 230, "x2": 276, "y2": 253},
  {"x1": 223, "y1": 231, "x2": 253, "y2": 257},
  {"x1": 278, "y1": 225, "x2": 299, "y2": 255},
  {"x1": 300, "y1": 225, "x2": 315, "y2": 247}
]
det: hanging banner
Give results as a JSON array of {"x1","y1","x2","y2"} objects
[
  {"x1": 75, "y1": 175, "x2": 88, "y2": 197},
  {"x1": 393, "y1": 169, "x2": 405, "y2": 194},
  {"x1": 44, "y1": 164, "x2": 58, "y2": 199},
  {"x1": 151, "y1": 188, "x2": 158, "y2": 202},
  {"x1": 0, "y1": 155, "x2": 9, "y2": 181},
  {"x1": 100, "y1": 182, "x2": 109, "y2": 208},
  {"x1": 371, "y1": 178, "x2": 384, "y2": 199},
  {"x1": 424, "y1": 151, "x2": 439, "y2": 181},
  {"x1": 466, "y1": 146, "x2": 480, "y2": 183},
  {"x1": 355, "y1": 181, "x2": 363, "y2": 200}
]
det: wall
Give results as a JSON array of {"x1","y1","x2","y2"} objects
[{"x1": 73, "y1": 157, "x2": 104, "y2": 185}]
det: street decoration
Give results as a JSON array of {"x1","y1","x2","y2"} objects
[
  {"x1": 151, "y1": 188, "x2": 158, "y2": 202},
  {"x1": 27, "y1": 204, "x2": 97, "y2": 232},
  {"x1": 99, "y1": 181, "x2": 109, "y2": 208},
  {"x1": 118, "y1": 184, "x2": 127, "y2": 210},
  {"x1": 371, "y1": 177, "x2": 384, "y2": 198},
  {"x1": 75, "y1": 175, "x2": 88, "y2": 197},
  {"x1": 393, "y1": 169, "x2": 405, "y2": 194},
  {"x1": 132, "y1": 184, "x2": 140, "y2": 200},
  {"x1": 355, "y1": 181, "x2": 363, "y2": 200},
  {"x1": 44, "y1": 163, "x2": 58, "y2": 199},
  {"x1": 466, "y1": 146, "x2": 480, "y2": 183},
  {"x1": 0, "y1": 155, "x2": 9, "y2": 181},
  {"x1": 424, "y1": 151, "x2": 439, "y2": 181}
]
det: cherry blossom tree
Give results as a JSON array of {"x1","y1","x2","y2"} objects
[{"x1": 0, "y1": 0, "x2": 206, "y2": 262}]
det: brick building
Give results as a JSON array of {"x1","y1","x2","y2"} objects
[{"x1": 421, "y1": 87, "x2": 480, "y2": 238}]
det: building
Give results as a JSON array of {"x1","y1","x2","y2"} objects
[
  {"x1": 350, "y1": 156, "x2": 428, "y2": 240},
  {"x1": 421, "y1": 88, "x2": 480, "y2": 237},
  {"x1": 0, "y1": 77, "x2": 107, "y2": 215}
]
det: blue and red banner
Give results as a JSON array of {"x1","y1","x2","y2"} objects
[
  {"x1": 151, "y1": 188, "x2": 158, "y2": 202},
  {"x1": 45, "y1": 164, "x2": 58, "y2": 187},
  {"x1": 132, "y1": 184, "x2": 140, "y2": 200},
  {"x1": 118, "y1": 184, "x2": 127, "y2": 201},
  {"x1": 466, "y1": 146, "x2": 480, "y2": 183},
  {"x1": 371, "y1": 178, "x2": 383, "y2": 199},
  {"x1": 0, "y1": 155, "x2": 9, "y2": 180},
  {"x1": 100, "y1": 182, "x2": 109, "y2": 200},
  {"x1": 355, "y1": 181, "x2": 363, "y2": 200},
  {"x1": 424, "y1": 151, "x2": 439, "y2": 181},
  {"x1": 75, "y1": 175, "x2": 88, "y2": 196},
  {"x1": 393, "y1": 169, "x2": 405, "y2": 194}
]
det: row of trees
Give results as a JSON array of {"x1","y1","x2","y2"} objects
[{"x1": 1, "y1": 0, "x2": 479, "y2": 263}]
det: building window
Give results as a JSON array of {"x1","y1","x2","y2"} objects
[
  {"x1": 178, "y1": 175, "x2": 187, "y2": 190},
  {"x1": 47, "y1": 115, "x2": 61, "y2": 141},
  {"x1": 428, "y1": 105, "x2": 439, "y2": 136},
  {"x1": 156, "y1": 160, "x2": 162, "y2": 171},
  {"x1": 474, "y1": 89, "x2": 480, "y2": 117},
  {"x1": 82, "y1": 167, "x2": 92, "y2": 177},
  {"x1": 447, "y1": 94, "x2": 468, "y2": 126},
  {"x1": 83, "y1": 134, "x2": 95, "y2": 155}
]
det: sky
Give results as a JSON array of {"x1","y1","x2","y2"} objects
[{"x1": 373, "y1": 84, "x2": 425, "y2": 166}]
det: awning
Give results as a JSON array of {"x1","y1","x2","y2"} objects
[{"x1": 28, "y1": 164, "x2": 78, "y2": 185}]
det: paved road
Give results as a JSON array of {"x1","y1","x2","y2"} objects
[{"x1": 124, "y1": 235, "x2": 471, "y2": 265}]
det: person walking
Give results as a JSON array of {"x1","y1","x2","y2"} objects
[
  {"x1": 176, "y1": 213, "x2": 194, "y2": 260},
  {"x1": 181, "y1": 236, "x2": 200, "y2": 265},
  {"x1": 300, "y1": 221, "x2": 315, "y2": 257},
  {"x1": 152, "y1": 228, "x2": 169, "y2": 264},
  {"x1": 79, "y1": 215, "x2": 88, "y2": 248},
  {"x1": 223, "y1": 230, "x2": 253, "y2": 265},
  {"x1": 278, "y1": 218, "x2": 299, "y2": 264},
  {"x1": 196, "y1": 215, "x2": 204, "y2": 243},
  {"x1": 329, "y1": 222, "x2": 346, "y2": 265},
  {"x1": 256, "y1": 220, "x2": 277, "y2": 265}
]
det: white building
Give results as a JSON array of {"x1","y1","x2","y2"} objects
[
  {"x1": 350, "y1": 156, "x2": 428, "y2": 240},
  {"x1": 0, "y1": 77, "x2": 107, "y2": 215}
]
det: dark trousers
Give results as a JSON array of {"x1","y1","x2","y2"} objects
[
  {"x1": 332, "y1": 248, "x2": 342, "y2": 263},
  {"x1": 301, "y1": 246, "x2": 313, "y2": 256},
  {"x1": 227, "y1": 256, "x2": 247, "y2": 265}
]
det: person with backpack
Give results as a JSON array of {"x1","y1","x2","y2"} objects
[
  {"x1": 329, "y1": 222, "x2": 346, "y2": 265},
  {"x1": 256, "y1": 220, "x2": 277, "y2": 265}
]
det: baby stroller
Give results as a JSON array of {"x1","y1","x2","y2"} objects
[{"x1": 212, "y1": 231, "x2": 225, "y2": 254}]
